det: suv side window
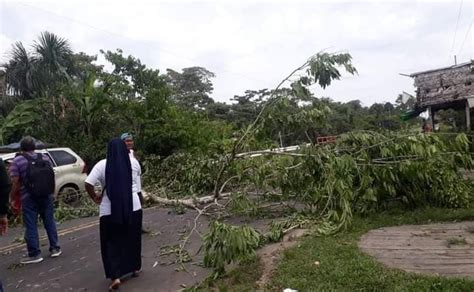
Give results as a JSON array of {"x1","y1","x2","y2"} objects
[
  {"x1": 49, "y1": 150, "x2": 77, "y2": 166},
  {"x1": 42, "y1": 153, "x2": 56, "y2": 167}
]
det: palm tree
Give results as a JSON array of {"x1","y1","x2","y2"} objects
[
  {"x1": 3, "y1": 42, "x2": 36, "y2": 99},
  {"x1": 33, "y1": 31, "x2": 73, "y2": 93},
  {"x1": 33, "y1": 32, "x2": 73, "y2": 116},
  {"x1": 2, "y1": 32, "x2": 73, "y2": 99}
]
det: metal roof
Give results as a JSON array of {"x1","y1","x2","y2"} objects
[{"x1": 406, "y1": 61, "x2": 472, "y2": 77}]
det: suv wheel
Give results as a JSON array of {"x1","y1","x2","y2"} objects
[{"x1": 58, "y1": 185, "x2": 80, "y2": 205}]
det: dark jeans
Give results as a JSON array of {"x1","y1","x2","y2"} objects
[{"x1": 22, "y1": 195, "x2": 60, "y2": 257}]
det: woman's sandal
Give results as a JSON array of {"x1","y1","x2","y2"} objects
[{"x1": 108, "y1": 279, "x2": 121, "y2": 291}]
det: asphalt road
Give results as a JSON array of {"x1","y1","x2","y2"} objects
[{"x1": 0, "y1": 207, "x2": 210, "y2": 292}]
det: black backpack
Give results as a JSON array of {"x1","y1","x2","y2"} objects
[{"x1": 22, "y1": 153, "x2": 55, "y2": 199}]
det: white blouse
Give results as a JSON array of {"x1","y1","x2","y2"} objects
[{"x1": 85, "y1": 158, "x2": 142, "y2": 217}]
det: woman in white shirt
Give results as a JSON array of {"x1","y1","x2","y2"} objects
[{"x1": 85, "y1": 138, "x2": 142, "y2": 291}]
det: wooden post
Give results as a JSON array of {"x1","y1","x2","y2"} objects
[
  {"x1": 467, "y1": 100, "x2": 471, "y2": 131},
  {"x1": 428, "y1": 106, "x2": 434, "y2": 131}
]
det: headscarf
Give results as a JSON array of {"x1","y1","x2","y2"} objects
[
  {"x1": 105, "y1": 138, "x2": 133, "y2": 224},
  {"x1": 120, "y1": 132, "x2": 133, "y2": 141}
]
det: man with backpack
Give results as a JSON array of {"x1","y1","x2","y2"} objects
[{"x1": 9, "y1": 136, "x2": 61, "y2": 264}]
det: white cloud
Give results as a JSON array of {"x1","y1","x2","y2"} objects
[
  {"x1": 1, "y1": 0, "x2": 472, "y2": 105},
  {"x1": 0, "y1": 34, "x2": 15, "y2": 60}
]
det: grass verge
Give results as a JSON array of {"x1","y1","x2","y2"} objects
[
  {"x1": 204, "y1": 207, "x2": 474, "y2": 291},
  {"x1": 191, "y1": 256, "x2": 262, "y2": 292}
]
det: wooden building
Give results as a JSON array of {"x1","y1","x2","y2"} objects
[{"x1": 407, "y1": 61, "x2": 474, "y2": 131}]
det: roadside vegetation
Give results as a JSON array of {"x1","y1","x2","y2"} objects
[
  {"x1": 1, "y1": 32, "x2": 473, "y2": 290},
  {"x1": 198, "y1": 208, "x2": 474, "y2": 291}
]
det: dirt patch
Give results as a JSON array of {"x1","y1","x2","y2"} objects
[
  {"x1": 359, "y1": 221, "x2": 474, "y2": 278},
  {"x1": 256, "y1": 229, "x2": 308, "y2": 288}
]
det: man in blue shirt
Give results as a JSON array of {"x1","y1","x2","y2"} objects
[{"x1": 9, "y1": 136, "x2": 61, "y2": 264}]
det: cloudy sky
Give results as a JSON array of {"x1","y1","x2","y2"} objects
[{"x1": 1, "y1": 0, "x2": 473, "y2": 105}]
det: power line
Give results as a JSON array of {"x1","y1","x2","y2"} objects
[
  {"x1": 15, "y1": 1, "x2": 270, "y2": 87},
  {"x1": 450, "y1": 0, "x2": 464, "y2": 57},
  {"x1": 458, "y1": 19, "x2": 473, "y2": 56}
]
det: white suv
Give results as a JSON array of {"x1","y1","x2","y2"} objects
[{"x1": 0, "y1": 148, "x2": 87, "y2": 200}]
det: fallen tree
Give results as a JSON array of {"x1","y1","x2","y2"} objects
[{"x1": 141, "y1": 51, "x2": 474, "y2": 276}]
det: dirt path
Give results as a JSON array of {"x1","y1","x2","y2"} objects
[
  {"x1": 358, "y1": 221, "x2": 474, "y2": 278},
  {"x1": 256, "y1": 229, "x2": 307, "y2": 288}
]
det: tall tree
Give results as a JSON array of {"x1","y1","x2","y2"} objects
[
  {"x1": 227, "y1": 89, "x2": 268, "y2": 127},
  {"x1": 3, "y1": 42, "x2": 37, "y2": 99},
  {"x1": 166, "y1": 66, "x2": 216, "y2": 110},
  {"x1": 100, "y1": 49, "x2": 165, "y2": 101},
  {"x1": 395, "y1": 93, "x2": 416, "y2": 111},
  {"x1": 33, "y1": 31, "x2": 73, "y2": 90},
  {"x1": 369, "y1": 103, "x2": 385, "y2": 117},
  {"x1": 2, "y1": 31, "x2": 73, "y2": 103}
]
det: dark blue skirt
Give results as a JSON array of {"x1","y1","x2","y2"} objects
[{"x1": 99, "y1": 209, "x2": 142, "y2": 279}]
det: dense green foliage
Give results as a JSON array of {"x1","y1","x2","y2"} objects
[
  {"x1": 1, "y1": 33, "x2": 233, "y2": 165},
  {"x1": 3, "y1": 32, "x2": 473, "y2": 283},
  {"x1": 1, "y1": 32, "x2": 422, "y2": 165},
  {"x1": 195, "y1": 130, "x2": 473, "y2": 274},
  {"x1": 203, "y1": 221, "x2": 261, "y2": 276},
  {"x1": 199, "y1": 132, "x2": 473, "y2": 233}
]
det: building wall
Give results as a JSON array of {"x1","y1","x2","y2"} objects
[{"x1": 414, "y1": 64, "x2": 474, "y2": 107}]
